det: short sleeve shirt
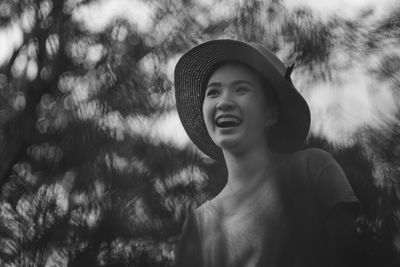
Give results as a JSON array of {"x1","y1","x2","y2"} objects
[{"x1": 174, "y1": 148, "x2": 360, "y2": 267}]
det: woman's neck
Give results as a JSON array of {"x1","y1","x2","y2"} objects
[{"x1": 222, "y1": 143, "x2": 283, "y2": 195}]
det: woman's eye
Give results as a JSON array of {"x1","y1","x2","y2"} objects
[
  {"x1": 206, "y1": 88, "x2": 219, "y2": 96},
  {"x1": 236, "y1": 86, "x2": 249, "y2": 93}
]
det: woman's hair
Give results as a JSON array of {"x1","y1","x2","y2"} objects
[{"x1": 200, "y1": 60, "x2": 279, "y2": 107}]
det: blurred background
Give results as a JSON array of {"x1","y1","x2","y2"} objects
[{"x1": 0, "y1": 0, "x2": 400, "y2": 266}]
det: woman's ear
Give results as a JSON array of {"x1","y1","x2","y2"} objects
[{"x1": 265, "y1": 105, "x2": 279, "y2": 127}]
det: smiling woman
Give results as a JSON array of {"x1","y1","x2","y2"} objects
[
  {"x1": 173, "y1": 39, "x2": 360, "y2": 267},
  {"x1": 202, "y1": 62, "x2": 278, "y2": 156}
]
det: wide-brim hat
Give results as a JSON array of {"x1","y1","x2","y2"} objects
[{"x1": 174, "y1": 39, "x2": 310, "y2": 163}]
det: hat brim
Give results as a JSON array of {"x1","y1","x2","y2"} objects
[{"x1": 174, "y1": 39, "x2": 310, "y2": 162}]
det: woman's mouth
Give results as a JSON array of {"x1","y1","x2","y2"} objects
[{"x1": 215, "y1": 115, "x2": 242, "y2": 128}]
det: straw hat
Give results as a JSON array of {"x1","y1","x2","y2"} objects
[{"x1": 174, "y1": 39, "x2": 310, "y2": 163}]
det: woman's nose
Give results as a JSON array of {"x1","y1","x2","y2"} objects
[{"x1": 216, "y1": 98, "x2": 234, "y2": 111}]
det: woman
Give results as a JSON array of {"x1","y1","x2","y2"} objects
[{"x1": 173, "y1": 39, "x2": 360, "y2": 267}]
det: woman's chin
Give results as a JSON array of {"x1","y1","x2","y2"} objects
[{"x1": 214, "y1": 136, "x2": 242, "y2": 150}]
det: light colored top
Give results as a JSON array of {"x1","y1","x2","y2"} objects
[{"x1": 175, "y1": 148, "x2": 360, "y2": 267}]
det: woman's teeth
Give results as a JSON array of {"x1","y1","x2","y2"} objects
[{"x1": 215, "y1": 116, "x2": 241, "y2": 128}]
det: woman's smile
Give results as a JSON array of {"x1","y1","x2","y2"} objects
[{"x1": 215, "y1": 114, "x2": 242, "y2": 128}]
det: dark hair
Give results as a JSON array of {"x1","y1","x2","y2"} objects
[{"x1": 201, "y1": 60, "x2": 279, "y2": 106}]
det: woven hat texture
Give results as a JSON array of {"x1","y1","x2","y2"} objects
[{"x1": 174, "y1": 39, "x2": 310, "y2": 162}]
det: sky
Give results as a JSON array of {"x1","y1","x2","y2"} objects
[
  {"x1": 284, "y1": 0, "x2": 398, "y2": 21},
  {"x1": 1, "y1": 0, "x2": 399, "y2": 155}
]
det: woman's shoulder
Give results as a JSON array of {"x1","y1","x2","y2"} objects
[
  {"x1": 287, "y1": 148, "x2": 338, "y2": 175},
  {"x1": 292, "y1": 147, "x2": 333, "y2": 158},
  {"x1": 291, "y1": 147, "x2": 335, "y2": 164}
]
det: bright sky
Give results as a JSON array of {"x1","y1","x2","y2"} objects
[
  {"x1": 284, "y1": 0, "x2": 398, "y2": 21},
  {"x1": 306, "y1": 63, "x2": 398, "y2": 148},
  {"x1": 0, "y1": 20, "x2": 23, "y2": 66},
  {"x1": 72, "y1": 0, "x2": 157, "y2": 33}
]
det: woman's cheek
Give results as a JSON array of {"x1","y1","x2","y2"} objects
[{"x1": 246, "y1": 107, "x2": 265, "y2": 134}]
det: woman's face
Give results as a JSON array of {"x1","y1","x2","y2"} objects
[{"x1": 202, "y1": 62, "x2": 278, "y2": 153}]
